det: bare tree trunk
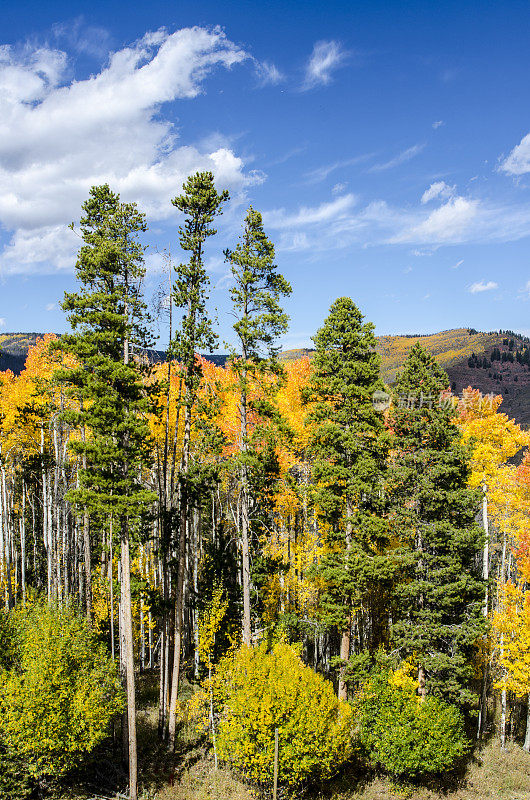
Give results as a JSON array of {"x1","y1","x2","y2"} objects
[
  {"x1": 121, "y1": 526, "x2": 138, "y2": 800},
  {"x1": 240, "y1": 375, "x2": 252, "y2": 646},
  {"x1": 168, "y1": 401, "x2": 191, "y2": 748},
  {"x1": 477, "y1": 483, "x2": 489, "y2": 739},
  {"x1": 524, "y1": 696, "x2": 530, "y2": 752}
]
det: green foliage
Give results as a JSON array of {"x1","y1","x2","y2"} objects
[
  {"x1": 356, "y1": 665, "x2": 469, "y2": 780},
  {"x1": 57, "y1": 183, "x2": 155, "y2": 525},
  {"x1": 0, "y1": 603, "x2": 124, "y2": 779},
  {"x1": 213, "y1": 641, "x2": 354, "y2": 789},
  {"x1": 389, "y1": 343, "x2": 486, "y2": 708},
  {"x1": 306, "y1": 297, "x2": 390, "y2": 639}
]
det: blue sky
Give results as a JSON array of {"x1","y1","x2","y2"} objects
[{"x1": 2, "y1": 0, "x2": 530, "y2": 349}]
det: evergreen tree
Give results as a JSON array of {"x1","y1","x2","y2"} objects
[
  {"x1": 57, "y1": 184, "x2": 154, "y2": 800},
  {"x1": 167, "y1": 171, "x2": 228, "y2": 745},
  {"x1": 224, "y1": 206, "x2": 291, "y2": 645},
  {"x1": 306, "y1": 297, "x2": 389, "y2": 699},
  {"x1": 388, "y1": 343, "x2": 485, "y2": 709}
]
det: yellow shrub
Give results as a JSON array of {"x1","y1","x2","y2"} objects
[{"x1": 213, "y1": 641, "x2": 353, "y2": 789}]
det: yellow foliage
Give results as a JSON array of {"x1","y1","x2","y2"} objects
[{"x1": 212, "y1": 641, "x2": 354, "y2": 788}]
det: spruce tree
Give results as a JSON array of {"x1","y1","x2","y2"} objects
[
  {"x1": 167, "y1": 171, "x2": 228, "y2": 745},
  {"x1": 57, "y1": 184, "x2": 154, "y2": 800},
  {"x1": 224, "y1": 206, "x2": 292, "y2": 645},
  {"x1": 307, "y1": 297, "x2": 389, "y2": 699},
  {"x1": 389, "y1": 342, "x2": 485, "y2": 709}
]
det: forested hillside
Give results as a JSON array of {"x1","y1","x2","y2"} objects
[
  {"x1": 1, "y1": 177, "x2": 530, "y2": 800},
  {"x1": 4, "y1": 327, "x2": 530, "y2": 423}
]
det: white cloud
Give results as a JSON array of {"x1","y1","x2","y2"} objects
[
  {"x1": 254, "y1": 60, "x2": 284, "y2": 86},
  {"x1": 302, "y1": 40, "x2": 347, "y2": 90},
  {"x1": 0, "y1": 27, "x2": 253, "y2": 275},
  {"x1": 500, "y1": 132, "x2": 530, "y2": 175},
  {"x1": 421, "y1": 181, "x2": 455, "y2": 204},
  {"x1": 45, "y1": 302, "x2": 56, "y2": 311},
  {"x1": 369, "y1": 144, "x2": 425, "y2": 172},
  {"x1": 0, "y1": 317, "x2": 5, "y2": 327},
  {"x1": 264, "y1": 194, "x2": 356, "y2": 230},
  {"x1": 303, "y1": 153, "x2": 373, "y2": 183},
  {"x1": 469, "y1": 280, "x2": 498, "y2": 294},
  {"x1": 452, "y1": 259, "x2": 464, "y2": 269},
  {"x1": 392, "y1": 197, "x2": 479, "y2": 244},
  {"x1": 432, "y1": 120, "x2": 444, "y2": 129},
  {"x1": 332, "y1": 182, "x2": 348, "y2": 195}
]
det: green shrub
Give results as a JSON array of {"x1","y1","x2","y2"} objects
[
  {"x1": 356, "y1": 665, "x2": 469, "y2": 780},
  {"x1": 213, "y1": 641, "x2": 354, "y2": 790},
  {"x1": 0, "y1": 602, "x2": 124, "y2": 780}
]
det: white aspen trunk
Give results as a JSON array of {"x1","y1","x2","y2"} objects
[
  {"x1": 240, "y1": 370, "x2": 252, "y2": 646},
  {"x1": 477, "y1": 484, "x2": 490, "y2": 739},
  {"x1": 121, "y1": 530, "x2": 138, "y2": 800},
  {"x1": 20, "y1": 481, "x2": 26, "y2": 603},
  {"x1": 524, "y1": 696, "x2": 530, "y2": 752},
  {"x1": 168, "y1": 396, "x2": 191, "y2": 747}
]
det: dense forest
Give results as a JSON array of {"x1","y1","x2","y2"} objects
[{"x1": 1, "y1": 173, "x2": 530, "y2": 799}]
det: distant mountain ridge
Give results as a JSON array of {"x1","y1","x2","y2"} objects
[{"x1": 2, "y1": 328, "x2": 530, "y2": 425}]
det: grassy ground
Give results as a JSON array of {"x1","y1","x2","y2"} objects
[
  {"x1": 153, "y1": 740, "x2": 530, "y2": 800},
  {"x1": 57, "y1": 672, "x2": 530, "y2": 800}
]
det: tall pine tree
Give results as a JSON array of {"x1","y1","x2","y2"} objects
[
  {"x1": 224, "y1": 206, "x2": 291, "y2": 645},
  {"x1": 57, "y1": 184, "x2": 154, "y2": 800},
  {"x1": 307, "y1": 297, "x2": 389, "y2": 699},
  {"x1": 389, "y1": 342, "x2": 485, "y2": 709},
  {"x1": 167, "y1": 171, "x2": 228, "y2": 745}
]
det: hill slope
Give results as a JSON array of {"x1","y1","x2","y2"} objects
[{"x1": 3, "y1": 328, "x2": 530, "y2": 424}]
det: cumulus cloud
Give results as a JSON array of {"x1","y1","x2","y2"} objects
[
  {"x1": 0, "y1": 27, "x2": 253, "y2": 274},
  {"x1": 0, "y1": 317, "x2": 5, "y2": 327},
  {"x1": 369, "y1": 144, "x2": 425, "y2": 173},
  {"x1": 469, "y1": 280, "x2": 498, "y2": 294},
  {"x1": 302, "y1": 40, "x2": 347, "y2": 90},
  {"x1": 421, "y1": 181, "x2": 455, "y2": 204},
  {"x1": 500, "y1": 132, "x2": 530, "y2": 175}
]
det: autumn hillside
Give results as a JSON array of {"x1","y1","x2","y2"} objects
[{"x1": 4, "y1": 327, "x2": 530, "y2": 424}]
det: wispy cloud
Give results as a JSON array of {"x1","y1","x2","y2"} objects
[
  {"x1": 302, "y1": 40, "x2": 347, "y2": 90},
  {"x1": 0, "y1": 317, "x2": 5, "y2": 327},
  {"x1": 452, "y1": 259, "x2": 464, "y2": 269},
  {"x1": 264, "y1": 194, "x2": 356, "y2": 229},
  {"x1": 391, "y1": 197, "x2": 478, "y2": 243},
  {"x1": 254, "y1": 59, "x2": 284, "y2": 86},
  {"x1": 369, "y1": 143, "x2": 425, "y2": 173},
  {"x1": 500, "y1": 132, "x2": 530, "y2": 175},
  {"x1": 45, "y1": 302, "x2": 56, "y2": 311},
  {"x1": 421, "y1": 181, "x2": 454, "y2": 204},
  {"x1": 469, "y1": 280, "x2": 498, "y2": 294},
  {"x1": 432, "y1": 120, "x2": 444, "y2": 129},
  {"x1": 52, "y1": 16, "x2": 113, "y2": 59},
  {"x1": 304, "y1": 153, "x2": 373, "y2": 183}
]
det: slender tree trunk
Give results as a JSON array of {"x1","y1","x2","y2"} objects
[
  {"x1": 524, "y1": 696, "x2": 530, "y2": 752},
  {"x1": 477, "y1": 483, "x2": 489, "y2": 740},
  {"x1": 168, "y1": 401, "x2": 191, "y2": 748},
  {"x1": 121, "y1": 524, "x2": 138, "y2": 800},
  {"x1": 240, "y1": 374, "x2": 252, "y2": 646},
  {"x1": 338, "y1": 503, "x2": 353, "y2": 700}
]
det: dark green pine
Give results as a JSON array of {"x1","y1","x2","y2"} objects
[
  {"x1": 389, "y1": 342, "x2": 485, "y2": 709},
  {"x1": 307, "y1": 297, "x2": 391, "y2": 664},
  {"x1": 55, "y1": 183, "x2": 155, "y2": 529}
]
